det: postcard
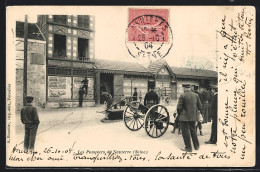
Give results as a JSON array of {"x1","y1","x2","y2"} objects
[{"x1": 6, "y1": 6, "x2": 255, "y2": 167}]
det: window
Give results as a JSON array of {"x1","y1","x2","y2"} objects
[
  {"x1": 78, "y1": 15, "x2": 90, "y2": 29},
  {"x1": 78, "y1": 38, "x2": 89, "y2": 61},
  {"x1": 53, "y1": 34, "x2": 66, "y2": 59},
  {"x1": 53, "y1": 15, "x2": 67, "y2": 25}
]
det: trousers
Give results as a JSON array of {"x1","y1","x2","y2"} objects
[
  {"x1": 202, "y1": 101, "x2": 209, "y2": 123},
  {"x1": 210, "y1": 114, "x2": 217, "y2": 142},
  {"x1": 180, "y1": 121, "x2": 199, "y2": 151},
  {"x1": 24, "y1": 124, "x2": 38, "y2": 150},
  {"x1": 197, "y1": 121, "x2": 202, "y2": 130}
]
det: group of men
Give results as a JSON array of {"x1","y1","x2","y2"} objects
[
  {"x1": 20, "y1": 82, "x2": 217, "y2": 152},
  {"x1": 177, "y1": 84, "x2": 218, "y2": 152}
]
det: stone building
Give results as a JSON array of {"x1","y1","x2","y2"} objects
[{"x1": 16, "y1": 21, "x2": 46, "y2": 111}]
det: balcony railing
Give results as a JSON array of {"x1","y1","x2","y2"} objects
[{"x1": 78, "y1": 56, "x2": 90, "y2": 62}]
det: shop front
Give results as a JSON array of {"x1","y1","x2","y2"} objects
[{"x1": 46, "y1": 66, "x2": 95, "y2": 108}]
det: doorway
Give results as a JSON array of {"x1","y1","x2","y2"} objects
[{"x1": 100, "y1": 73, "x2": 113, "y2": 104}]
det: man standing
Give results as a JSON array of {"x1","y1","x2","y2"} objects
[
  {"x1": 133, "y1": 87, "x2": 138, "y2": 101},
  {"x1": 81, "y1": 77, "x2": 89, "y2": 97},
  {"x1": 78, "y1": 86, "x2": 84, "y2": 107},
  {"x1": 177, "y1": 85, "x2": 202, "y2": 152},
  {"x1": 20, "y1": 96, "x2": 40, "y2": 151},
  {"x1": 200, "y1": 87, "x2": 210, "y2": 123},
  {"x1": 191, "y1": 85, "x2": 203, "y2": 136},
  {"x1": 205, "y1": 86, "x2": 218, "y2": 144},
  {"x1": 144, "y1": 85, "x2": 159, "y2": 108},
  {"x1": 208, "y1": 88, "x2": 214, "y2": 122}
]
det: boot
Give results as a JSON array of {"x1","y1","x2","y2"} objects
[{"x1": 200, "y1": 130, "x2": 203, "y2": 136}]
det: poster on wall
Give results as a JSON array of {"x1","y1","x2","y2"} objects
[
  {"x1": 72, "y1": 77, "x2": 94, "y2": 100},
  {"x1": 48, "y1": 76, "x2": 71, "y2": 100}
]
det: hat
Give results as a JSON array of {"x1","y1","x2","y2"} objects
[
  {"x1": 134, "y1": 87, "x2": 137, "y2": 89},
  {"x1": 211, "y1": 85, "x2": 218, "y2": 92},
  {"x1": 26, "y1": 96, "x2": 34, "y2": 103},
  {"x1": 183, "y1": 84, "x2": 191, "y2": 88}
]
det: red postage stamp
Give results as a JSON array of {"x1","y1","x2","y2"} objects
[
  {"x1": 126, "y1": 8, "x2": 173, "y2": 59},
  {"x1": 128, "y1": 8, "x2": 169, "y2": 42}
]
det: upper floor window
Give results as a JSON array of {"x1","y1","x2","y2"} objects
[
  {"x1": 53, "y1": 34, "x2": 66, "y2": 59},
  {"x1": 78, "y1": 15, "x2": 90, "y2": 29},
  {"x1": 78, "y1": 38, "x2": 89, "y2": 61},
  {"x1": 53, "y1": 15, "x2": 67, "y2": 25}
]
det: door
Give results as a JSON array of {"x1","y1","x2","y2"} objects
[
  {"x1": 113, "y1": 74, "x2": 124, "y2": 102},
  {"x1": 171, "y1": 82, "x2": 177, "y2": 100}
]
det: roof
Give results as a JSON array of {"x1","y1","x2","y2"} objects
[
  {"x1": 147, "y1": 59, "x2": 175, "y2": 76},
  {"x1": 16, "y1": 21, "x2": 45, "y2": 41},
  {"x1": 170, "y1": 66, "x2": 217, "y2": 78},
  {"x1": 94, "y1": 59, "x2": 152, "y2": 76},
  {"x1": 94, "y1": 59, "x2": 217, "y2": 78}
]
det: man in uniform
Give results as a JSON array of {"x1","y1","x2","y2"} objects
[
  {"x1": 20, "y1": 96, "x2": 40, "y2": 151},
  {"x1": 191, "y1": 85, "x2": 203, "y2": 136},
  {"x1": 78, "y1": 86, "x2": 84, "y2": 107},
  {"x1": 81, "y1": 77, "x2": 89, "y2": 97},
  {"x1": 177, "y1": 84, "x2": 202, "y2": 152},
  {"x1": 200, "y1": 87, "x2": 210, "y2": 123},
  {"x1": 133, "y1": 87, "x2": 138, "y2": 101},
  {"x1": 205, "y1": 86, "x2": 218, "y2": 144},
  {"x1": 144, "y1": 85, "x2": 159, "y2": 108}
]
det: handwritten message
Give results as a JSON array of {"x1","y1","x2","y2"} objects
[
  {"x1": 9, "y1": 143, "x2": 235, "y2": 165},
  {"x1": 218, "y1": 7, "x2": 255, "y2": 161}
]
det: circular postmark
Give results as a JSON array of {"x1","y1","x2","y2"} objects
[{"x1": 125, "y1": 14, "x2": 173, "y2": 60}]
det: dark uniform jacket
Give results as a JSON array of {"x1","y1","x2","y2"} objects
[
  {"x1": 144, "y1": 90, "x2": 159, "y2": 106},
  {"x1": 177, "y1": 90, "x2": 202, "y2": 121},
  {"x1": 211, "y1": 93, "x2": 218, "y2": 116},
  {"x1": 201, "y1": 90, "x2": 210, "y2": 102},
  {"x1": 133, "y1": 91, "x2": 138, "y2": 101},
  {"x1": 21, "y1": 104, "x2": 40, "y2": 125}
]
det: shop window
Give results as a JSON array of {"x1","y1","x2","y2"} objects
[
  {"x1": 78, "y1": 38, "x2": 89, "y2": 61},
  {"x1": 53, "y1": 15, "x2": 67, "y2": 25},
  {"x1": 78, "y1": 15, "x2": 90, "y2": 29},
  {"x1": 53, "y1": 34, "x2": 66, "y2": 59}
]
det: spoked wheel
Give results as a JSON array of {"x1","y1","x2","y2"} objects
[
  {"x1": 144, "y1": 105, "x2": 170, "y2": 138},
  {"x1": 123, "y1": 106, "x2": 144, "y2": 131}
]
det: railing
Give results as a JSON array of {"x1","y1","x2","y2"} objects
[{"x1": 78, "y1": 56, "x2": 90, "y2": 62}]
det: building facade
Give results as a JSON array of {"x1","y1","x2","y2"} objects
[
  {"x1": 94, "y1": 59, "x2": 153, "y2": 104},
  {"x1": 37, "y1": 15, "x2": 96, "y2": 108},
  {"x1": 171, "y1": 66, "x2": 218, "y2": 97},
  {"x1": 15, "y1": 16, "x2": 217, "y2": 111}
]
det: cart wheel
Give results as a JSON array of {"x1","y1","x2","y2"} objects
[
  {"x1": 123, "y1": 106, "x2": 144, "y2": 131},
  {"x1": 144, "y1": 104, "x2": 170, "y2": 138}
]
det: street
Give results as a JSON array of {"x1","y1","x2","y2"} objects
[{"x1": 12, "y1": 102, "x2": 218, "y2": 167}]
